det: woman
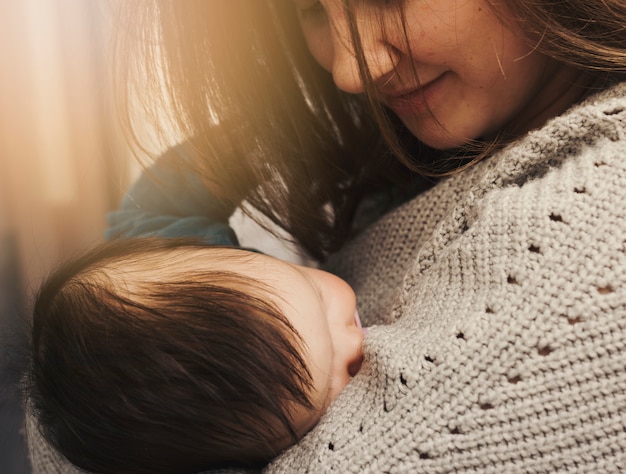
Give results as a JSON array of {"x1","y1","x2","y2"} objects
[{"x1": 28, "y1": 0, "x2": 626, "y2": 472}]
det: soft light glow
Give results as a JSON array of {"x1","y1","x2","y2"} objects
[{"x1": 23, "y1": 0, "x2": 76, "y2": 205}]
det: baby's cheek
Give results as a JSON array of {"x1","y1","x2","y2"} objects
[
  {"x1": 289, "y1": 402, "x2": 326, "y2": 441},
  {"x1": 329, "y1": 371, "x2": 351, "y2": 404}
]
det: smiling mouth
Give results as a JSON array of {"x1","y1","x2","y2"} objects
[{"x1": 383, "y1": 74, "x2": 444, "y2": 117}]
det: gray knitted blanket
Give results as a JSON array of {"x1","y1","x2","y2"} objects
[
  {"x1": 27, "y1": 84, "x2": 626, "y2": 473},
  {"x1": 267, "y1": 83, "x2": 626, "y2": 472}
]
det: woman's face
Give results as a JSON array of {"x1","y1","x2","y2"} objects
[{"x1": 294, "y1": 0, "x2": 583, "y2": 149}]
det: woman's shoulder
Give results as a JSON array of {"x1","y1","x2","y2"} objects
[
  {"x1": 524, "y1": 79, "x2": 626, "y2": 152},
  {"x1": 464, "y1": 79, "x2": 626, "y2": 197},
  {"x1": 268, "y1": 83, "x2": 626, "y2": 473}
]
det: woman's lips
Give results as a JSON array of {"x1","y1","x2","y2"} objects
[{"x1": 383, "y1": 74, "x2": 445, "y2": 117}]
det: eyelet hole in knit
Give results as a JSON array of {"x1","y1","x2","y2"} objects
[
  {"x1": 479, "y1": 403, "x2": 494, "y2": 410},
  {"x1": 567, "y1": 316, "x2": 583, "y2": 325},
  {"x1": 603, "y1": 107, "x2": 624, "y2": 115},
  {"x1": 538, "y1": 345, "x2": 553, "y2": 356},
  {"x1": 507, "y1": 375, "x2": 522, "y2": 384}
]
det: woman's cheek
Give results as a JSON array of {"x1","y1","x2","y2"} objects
[{"x1": 300, "y1": 25, "x2": 334, "y2": 72}]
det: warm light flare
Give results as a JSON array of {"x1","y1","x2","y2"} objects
[{"x1": 0, "y1": 0, "x2": 130, "y2": 297}]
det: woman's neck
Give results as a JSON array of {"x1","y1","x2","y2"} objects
[{"x1": 506, "y1": 65, "x2": 600, "y2": 138}]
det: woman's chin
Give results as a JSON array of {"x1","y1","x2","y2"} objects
[{"x1": 401, "y1": 117, "x2": 479, "y2": 151}]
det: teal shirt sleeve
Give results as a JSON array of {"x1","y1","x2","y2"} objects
[{"x1": 105, "y1": 144, "x2": 239, "y2": 246}]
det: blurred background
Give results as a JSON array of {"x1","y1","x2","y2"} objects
[
  {"x1": 0, "y1": 1, "x2": 132, "y2": 472},
  {"x1": 0, "y1": 2, "x2": 308, "y2": 472}
]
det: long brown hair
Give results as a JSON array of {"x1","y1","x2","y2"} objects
[{"x1": 110, "y1": 0, "x2": 626, "y2": 259}]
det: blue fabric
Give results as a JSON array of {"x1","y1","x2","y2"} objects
[{"x1": 105, "y1": 145, "x2": 239, "y2": 246}]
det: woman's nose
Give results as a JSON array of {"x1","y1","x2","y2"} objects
[{"x1": 329, "y1": 10, "x2": 399, "y2": 94}]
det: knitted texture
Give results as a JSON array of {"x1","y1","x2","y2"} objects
[
  {"x1": 26, "y1": 84, "x2": 626, "y2": 473},
  {"x1": 266, "y1": 83, "x2": 626, "y2": 473},
  {"x1": 25, "y1": 403, "x2": 84, "y2": 474}
]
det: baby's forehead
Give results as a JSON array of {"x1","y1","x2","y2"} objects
[
  {"x1": 87, "y1": 246, "x2": 277, "y2": 305},
  {"x1": 180, "y1": 246, "x2": 269, "y2": 274},
  {"x1": 108, "y1": 245, "x2": 274, "y2": 285},
  {"x1": 110, "y1": 245, "x2": 257, "y2": 272}
]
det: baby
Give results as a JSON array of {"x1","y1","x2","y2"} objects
[{"x1": 28, "y1": 237, "x2": 365, "y2": 474}]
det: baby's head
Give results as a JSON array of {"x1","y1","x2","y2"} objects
[{"x1": 28, "y1": 238, "x2": 364, "y2": 473}]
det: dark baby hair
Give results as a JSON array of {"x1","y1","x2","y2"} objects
[{"x1": 27, "y1": 238, "x2": 314, "y2": 473}]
